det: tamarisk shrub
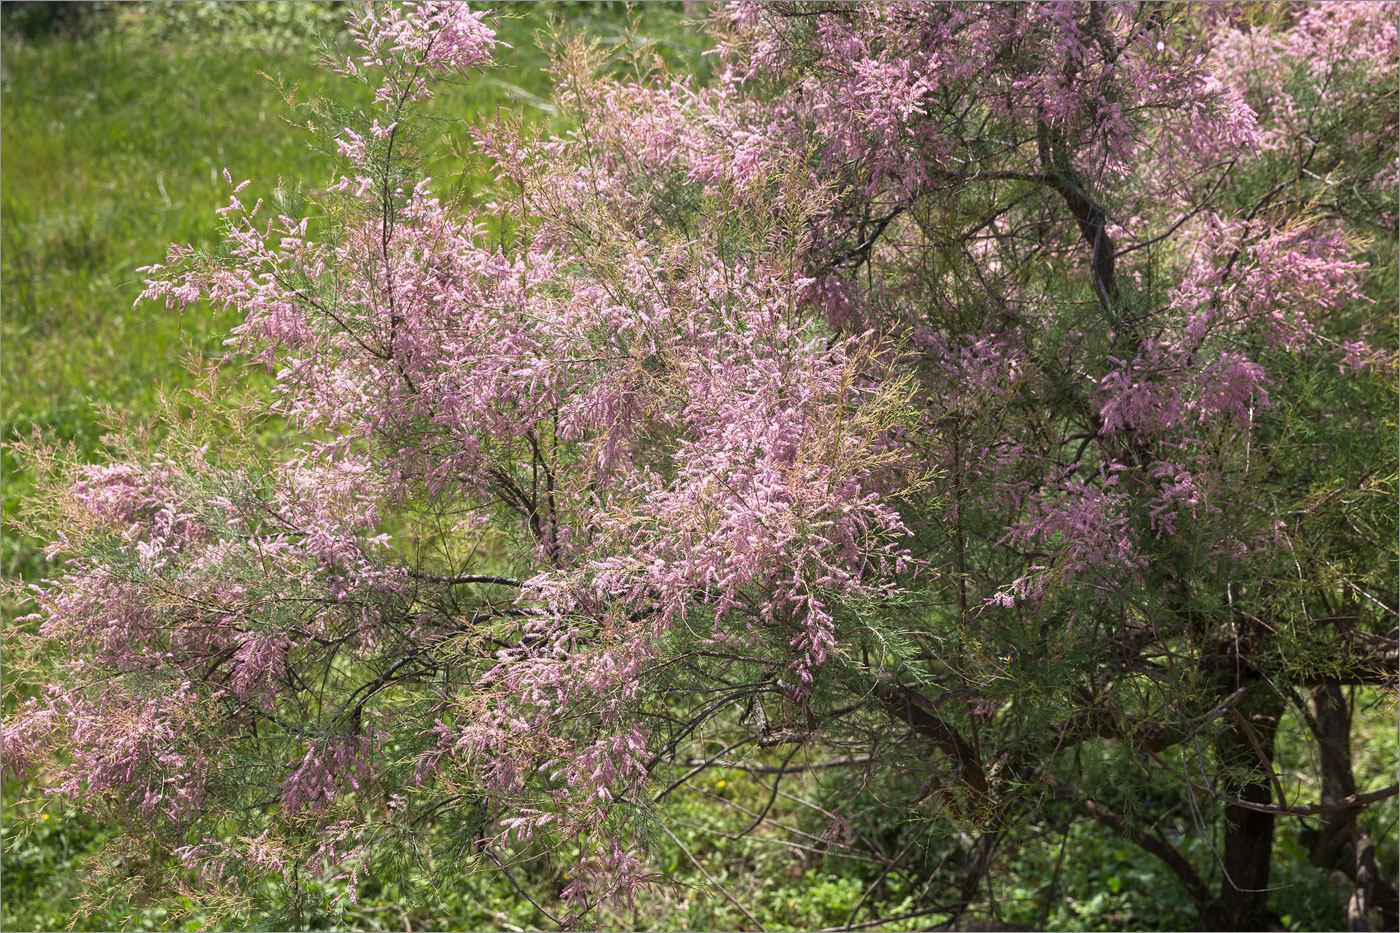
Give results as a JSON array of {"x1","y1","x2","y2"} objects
[{"x1": 4, "y1": 2, "x2": 1396, "y2": 930}]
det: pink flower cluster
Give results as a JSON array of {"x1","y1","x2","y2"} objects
[{"x1": 340, "y1": 1, "x2": 499, "y2": 104}]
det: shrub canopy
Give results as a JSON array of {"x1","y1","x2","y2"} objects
[{"x1": 5, "y1": 2, "x2": 1397, "y2": 929}]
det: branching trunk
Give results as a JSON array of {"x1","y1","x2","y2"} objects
[
  {"x1": 1043, "y1": 773, "x2": 1219, "y2": 919},
  {"x1": 874, "y1": 682, "x2": 991, "y2": 812},
  {"x1": 1308, "y1": 684, "x2": 1400, "y2": 932},
  {"x1": 1036, "y1": 124, "x2": 1119, "y2": 316},
  {"x1": 1214, "y1": 691, "x2": 1284, "y2": 930}
]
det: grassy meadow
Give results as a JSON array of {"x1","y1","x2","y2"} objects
[{"x1": 1, "y1": 4, "x2": 1394, "y2": 932}]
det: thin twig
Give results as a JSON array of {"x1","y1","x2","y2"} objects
[
  {"x1": 407, "y1": 571, "x2": 524, "y2": 587},
  {"x1": 484, "y1": 848, "x2": 563, "y2": 928},
  {"x1": 736, "y1": 744, "x2": 802, "y2": 838},
  {"x1": 654, "y1": 735, "x2": 755, "y2": 802},
  {"x1": 656, "y1": 820, "x2": 767, "y2": 932}
]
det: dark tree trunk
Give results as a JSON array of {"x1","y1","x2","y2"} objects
[
  {"x1": 1215, "y1": 693, "x2": 1284, "y2": 930},
  {"x1": 1308, "y1": 684, "x2": 1399, "y2": 932},
  {"x1": 1311, "y1": 684, "x2": 1360, "y2": 867}
]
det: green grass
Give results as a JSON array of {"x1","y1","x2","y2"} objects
[{"x1": 1, "y1": 19, "x2": 337, "y2": 581}]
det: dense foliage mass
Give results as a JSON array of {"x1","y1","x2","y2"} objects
[{"x1": 4, "y1": 2, "x2": 1396, "y2": 930}]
